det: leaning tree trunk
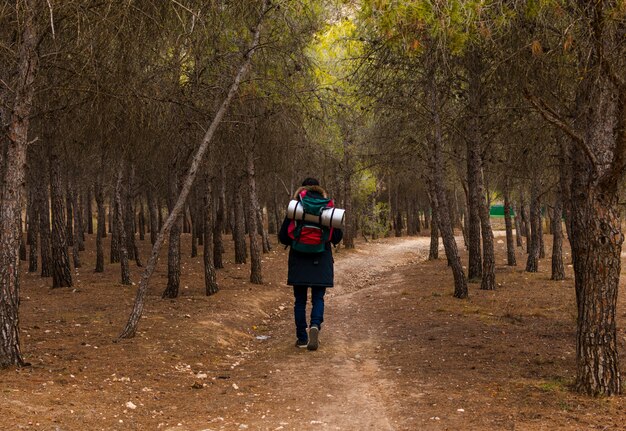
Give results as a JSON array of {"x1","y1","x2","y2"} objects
[
  {"x1": 428, "y1": 67, "x2": 468, "y2": 299},
  {"x1": 428, "y1": 195, "x2": 439, "y2": 260},
  {"x1": 49, "y1": 153, "x2": 72, "y2": 288},
  {"x1": 503, "y1": 180, "x2": 516, "y2": 266},
  {"x1": 114, "y1": 167, "x2": 131, "y2": 286},
  {"x1": 204, "y1": 177, "x2": 218, "y2": 295},
  {"x1": 525, "y1": 181, "x2": 541, "y2": 273},
  {"x1": 118, "y1": 2, "x2": 268, "y2": 338},
  {"x1": 0, "y1": 0, "x2": 38, "y2": 366},
  {"x1": 246, "y1": 151, "x2": 263, "y2": 285},
  {"x1": 95, "y1": 175, "x2": 105, "y2": 273}
]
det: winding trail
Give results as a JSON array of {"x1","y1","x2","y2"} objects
[{"x1": 219, "y1": 237, "x2": 433, "y2": 431}]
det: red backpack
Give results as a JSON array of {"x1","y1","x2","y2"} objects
[{"x1": 288, "y1": 189, "x2": 334, "y2": 253}]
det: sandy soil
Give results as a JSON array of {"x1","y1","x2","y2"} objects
[{"x1": 1, "y1": 231, "x2": 624, "y2": 430}]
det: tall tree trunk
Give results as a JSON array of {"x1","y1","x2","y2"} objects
[
  {"x1": 38, "y1": 170, "x2": 52, "y2": 277},
  {"x1": 503, "y1": 181, "x2": 516, "y2": 266},
  {"x1": 65, "y1": 183, "x2": 74, "y2": 247},
  {"x1": 0, "y1": 0, "x2": 38, "y2": 367},
  {"x1": 27, "y1": 185, "x2": 38, "y2": 273},
  {"x1": 213, "y1": 169, "x2": 226, "y2": 269},
  {"x1": 95, "y1": 174, "x2": 105, "y2": 273},
  {"x1": 551, "y1": 194, "x2": 565, "y2": 281},
  {"x1": 85, "y1": 186, "x2": 94, "y2": 235},
  {"x1": 342, "y1": 143, "x2": 355, "y2": 249},
  {"x1": 428, "y1": 195, "x2": 439, "y2": 260},
  {"x1": 525, "y1": 181, "x2": 541, "y2": 273},
  {"x1": 478, "y1": 169, "x2": 496, "y2": 290},
  {"x1": 258, "y1": 206, "x2": 271, "y2": 254},
  {"x1": 233, "y1": 178, "x2": 247, "y2": 265},
  {"x1": 138, "y1": 199, "x2": 145, "y2": 241},
  {"x1": 118, "y1": 3, "x2": 269, "y2": 338},
  {"x1": 246, "y1": 151, "x2": 263, "y2": 284},
  {"x1": 124, "y1": 166, "x2": 141, "y2": 266},
  {"x1": 162, "y1": 168, "x2": 181, "y2": 298},
  {"x1": 520, "y1": 194, "x2": 531, "y2": 253},
  {"x1": 74, "y1": 184, "x2": 85, "y2": 252},
  {"x1": 203, "y1": 177, "x2": 218, "y2": 295},
  {"x1": 110, "y1": 194, "x2": 120, "y2": 264},
  {"x1": 49, "y1": 153, "x2": 72, "y2": 288},
  {"x1": 114, "y1": 166, "x2": 130, "y2": 285},
  {"x1": 428, "y1": 67, "x2": 468, "y2": 298},
  {"x1": 70, "y1": 185, "x2": 81, "y2": 269},
  {"x1": 18, "y1": 213, "x2": 26, "y2": 261},
  {"x1": 190, "y1": 203, "x2": 198, "y2": 258},
  {"x1": 539, "y1": 210, "x2": 546, "y2": 259},
  {"x1": 147, "y1": 189, "x2": 157, "y2": 246}
]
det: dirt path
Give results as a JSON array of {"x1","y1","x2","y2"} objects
[{"x1": 216, "y1": 238, "x2": 432, "y2": 431}]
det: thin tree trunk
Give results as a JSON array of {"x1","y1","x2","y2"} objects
[
  {"x1": 539, "y1": 208, "x2": 546, "y2": 259},
  {"x1": 525, "y1": 182, "x2": 541, "y2": 273},
  {"x1": 49, "y1": 153, "x2": 72, "y2": 288},
  {"x1": 551, "y1": 195, "x2": 565, "y2": 281},
  {"x1": 428, "y1": 196, "x2": 439, "y2": 260},
  {"x1": 65, "y1": 183, "x2": 74, "y2": 247},
  {"x1": 342, "y1": 143, "x2": 355, "y2": 249},
  {"x1": 115, "y1": 167, "x2": 130, "y2": 285},
  {"x1": 213, "y1": 169, "x2": 225, "y2": 269},
  {"x1": 85, "y1": 186, "x2": 94, "y2": 235},
  {"x1": 95, "y1": 175, "x2": 105, "y2": 273},
  {"x1": 428, "y1": 67, "x2": 467, "y2": 299},
  {"x1": 138, "y1": 199, "x2": 145, "y2": 241},
  {"x1": 233, "y1": 178, "x2": 247, "y2": 264},
  {"x1": 503, "y1": 181, "x2": 516, "y2": 266},
  {"x1": 70, "y1": 185, "x2": 81, "y2": 269},
  {"x1": 18, "y1": 213, "x2": 26, "y2": 261},
  {"x1": 514, "y1": 203, "x2": 524, "y2": 248},
  {"x1": 246, "y1": 152, "x2": 263, "y2": 284},
  {"x1": 162, "y1": 168, "x2": 181, "y2": 299},
  {"x1": 478, "y1": 169, "x2": 496, "y2": 290},
  {"x1": 119, "y1": 3, "x2": 268, "y2": 338},
  {"x1": 38, "y1": 172, "x2": 52, "y2": 277},
  {"x1": 204, "y1": 177, "x2": 218, "y2": 295},
  {"x1": 74, "y1": 184, "x2": 85, "y2": 252},
  {"x1": 27, "y1": 185, "x2": 38, "y2": 273},
  {"x1": 258, "y1": 206, "x2": 271, "y2": 253},
  {"x1": 190, "y1": 203, "x2": 198, "y2": 258},
  {"x1": 147, "y1": 189, "x2": 157, "y2": 246}
]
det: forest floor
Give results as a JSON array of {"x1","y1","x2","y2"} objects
[{"x1": 1, "y1": 230, "x2": 625, "y2": 431}]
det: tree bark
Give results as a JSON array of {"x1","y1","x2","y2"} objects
[
  {"x1": 38, "y1": 169, "x2": 52, "y2": 277},
  {"x1": 119, "y1": 1, "x2": 268, "y2": 338},
  {"x1": 114, "y1": 167, "x2": 131, "y2": 285},
  {"x1": 525, "y1": 181, "x2": 541, "y2": 273},
  {"x1": 85, "y1": 186, "x2": 94, "y2": 235},
  {"x1": 514, "y1": 203, "x2": 524, "y2": 248},
  {"x1": 551, "y1": 194, "x2": 565, "y2": 281},
  {"x1": 0, "y1": 0, "x2": 38, "y2": 366},
  {"x1": 342, "y1": 142, "x2": 355, "y2": 249},
  {"x1": 204, "y1": 177, "x2": 218, "y2": 295},
  {"x1": 162, "y1": 168, "x2": 181, "y2": 298},
  {"x1": 65, "y1": 183, "x2": 74, "y2": 247},
  {"x1": 233, "y1": 177, "x2": 248, "y2": 264},
  {"x1": 147, "y1": 189, "x2": 157, "y2": 246},
  {"x1": 49, "y1": 153, "x2": 72, "y2": 288},
  {"x1": 246, "y1": 152, "x2": 263, "y2": 284},
  {"x1": 70, "y1": 185, "x2": 81, "y2": 269},
  {"x1": 95, "y1": 175, "x2": 105, "y2": 273},
  {"x1": 213, "y1": 169, "x2": 225, "y2": 269},
  {"x1": 428, "y1": 196, "x2": 439, "y2": 260},
  {"x1": 428, "y1": 67, "x2": 468, "y2": 298}
]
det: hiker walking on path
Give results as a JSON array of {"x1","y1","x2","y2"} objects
[{"x1": 279, "y1": 178, "x2": 343, "y2": 350}]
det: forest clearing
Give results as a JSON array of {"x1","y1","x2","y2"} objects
[
  {"x1": 1, "y1": 231, "x2": 624, "y2": 430},
  {"x1": 2, "y1": 1, "x2": 626, "y2": 430}
]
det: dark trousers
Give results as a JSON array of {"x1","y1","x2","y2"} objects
[{"x1": 293, "y1": 285, "x2": 326, "y2": 342}]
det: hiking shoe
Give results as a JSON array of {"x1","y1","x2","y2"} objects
[
  {"x1": 307, "y1": 326, "x2": 320, "y2": 351},
  {"x1": 295, "y1": 339, "x2": 308, "y2": 348}
]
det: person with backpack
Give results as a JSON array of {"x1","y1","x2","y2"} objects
[{"x1": 279, "y1": 178, "x2": 343, "y2": 351}]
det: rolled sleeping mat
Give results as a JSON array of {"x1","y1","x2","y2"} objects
[{"x1": 287, "y1": 200, "x2": 345, "y2": 229}]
